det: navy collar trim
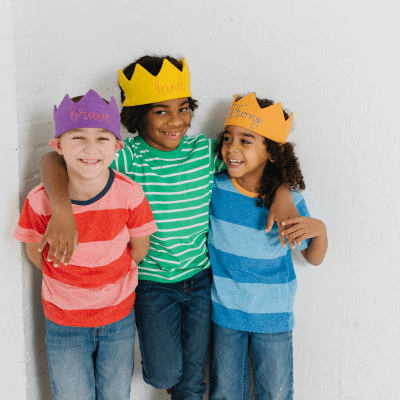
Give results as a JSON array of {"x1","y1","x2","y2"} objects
[{"x1": 71, "y1": 168, "x2": 115, "y2": 206}]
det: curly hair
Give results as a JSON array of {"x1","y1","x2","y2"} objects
[
  {"x1": 119, "y1": 55, "x2": 198, "y2": 135},
  {"x1": 215, "y1": 96, "x2": 305, "y2": 208}
]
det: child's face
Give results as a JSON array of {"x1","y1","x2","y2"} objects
[
  {"x1": 222, "y1": 125, "x2": 270, "y2": 186},
  {"x1": 49, "y1": 128, "x2": 123, "y2": 180},
  {"x1": 143, "y1": 97, "x2": 191, "y2": 151}
]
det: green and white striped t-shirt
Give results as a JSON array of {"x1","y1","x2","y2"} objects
[{"x1": 111, "y1": 133, "x2": 225, "y2": 283}]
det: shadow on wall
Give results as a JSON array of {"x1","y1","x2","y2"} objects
[
  {"x1": 22, "y1": 247, "x2": 53, "y2": 400},
  {"x1": 19, "y1": 107, "x2": 53, "y2": 398},
  {"x1": 199, "y1": 99, "x2": 232, "y2": 139}
]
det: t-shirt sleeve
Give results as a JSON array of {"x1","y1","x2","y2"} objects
[
  {"x1": 293, "y1": 192, "x2": 311, "y2": 251},
  {"x1": 209, "y1": 138, "x2": 226, "y2": 174},
  {"x1": 126, "y1": 185, "x2": 157, "y2": 238},
  {"x1": 111, "y1": 137, "x2": 135, "y2": 174},
  {"x1": 14, "y1": 193, "x2": 48, "y2": 243}
]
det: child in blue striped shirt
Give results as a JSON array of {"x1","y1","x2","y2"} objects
[{"x1": 208, "y1": 93, "x2": 328, "y2": 400}]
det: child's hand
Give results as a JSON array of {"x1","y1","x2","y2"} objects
[
  {"x1": 265, "y1": 186, "x2": 299, "y2": 248},
  {"x1": 38, "y1": 205, "x2": 79, "y2": 267},
  {"x1": 280, "y1": 217, "x2": 326, "y2": 247}
]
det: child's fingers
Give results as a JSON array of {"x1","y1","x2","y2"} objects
[
  {"x1": 282, "y1": 227, "x2": 306, "y2": 249},
  {"x1": 280, "y1": 223, "x2": 304, "y2": 237},
  {"x1": 52, "y1": 242, "x2": 66, "y2": 268},
  {"x1": 281, "y1": 217, "x2": 304, "y2": 227},
  {"x1": 38, "y1": 233, "x2": 50, "y2": 253},
  {"x1": 295, "y1": 233, "x2": 310, "y2": 246},
  {"x1": 279, "y1": 216, "x2": 296, "y2": 249},
  {"x1": 277, "y1": 218, "x2": 289, "y2": 248},
  {"x1": 74, "y1": 235, "x2": 80, "y2": 252},
  {"x1": 264, "y1": 211, "x2": 275, "y2": 233},
  {"x1": 46, "y1": 240, "x2": 59, "y2": 262},
  {"x1": 63, "y1": 242, "x2": 75, "y2": 266},
  {"x1": 286, "y1": 228, "x2": 306, "y2": 240}
]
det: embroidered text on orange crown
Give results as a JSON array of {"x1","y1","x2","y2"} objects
[
  {"x1": 119, "y1": 58, "x2": 191, "y2": 107},
  {"x1": 224, "y1": 93, "x2": 293, "y2": 143}
]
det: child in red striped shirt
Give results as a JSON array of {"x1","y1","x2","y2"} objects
[{"x1": 14, "y1": 89, "x2": 157, "y2": 400}]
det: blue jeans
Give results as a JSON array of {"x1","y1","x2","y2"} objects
[
  {"x1": 210, "y1": 323, "x2": 293, "y2": 400},
  {"x1": 45, "y1": 308, "x2": 135, "y2": 400},
  {"x1": 134, "y1": 268, "x2": 212, "y2": 400}
]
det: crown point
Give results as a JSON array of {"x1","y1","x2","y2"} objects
[
  {"x1": 224, "y1": 92, "x2": 293, "y2": 143},
  {"x1": 119, "y1": 57, "x2": 192, "y2": 107},
  {"x1": 53, "y1": 89, "x2": 121, "y2": 140}
]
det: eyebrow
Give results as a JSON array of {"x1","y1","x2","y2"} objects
[
  {"x1": 241, "y1": 133, "x2": 256, "y2": 138},
  {"x1": 151, "y1": 100, "x2": 189, "y2": 109}
]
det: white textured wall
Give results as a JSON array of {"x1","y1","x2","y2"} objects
[
  {"x1": 0, "y1": 0, "x2": 27, "y2": 398},
  {"x1": 2, "y1": 0, "x2": 399, "y2": 399}
]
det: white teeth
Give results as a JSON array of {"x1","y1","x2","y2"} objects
[
  {"x1": 82, "y1": 160, "x2": 99, "y2": 164},
  {"x1": 228, "y1": 159, "x2": 243, "y2": 165},
  {"x1": 163, "y1": 132, "x2": 180, "y2": 137}
]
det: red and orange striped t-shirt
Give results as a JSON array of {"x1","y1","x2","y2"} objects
[{"x1": 14, "y1": 169, "x2": 157, "y2": 327}]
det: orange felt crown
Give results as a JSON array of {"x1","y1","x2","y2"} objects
[
  {"x1": 224, "y1": 93, "x2": 293, "y2": 143},
  {"x1": 119, "y1": 58, "x2": 191, "y2": 107}
]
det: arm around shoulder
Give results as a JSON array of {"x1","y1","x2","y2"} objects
[
  {"x1": 280, "y1": 216, "x2": 328, "y2": 265},
  {"x1": 300, "y1": 225, "x2": 328, "y2": 266},
  {"x1": 41, "y1": 151, "x2": 69, "y2": 207},
  {"x1": 39, "y1": 151, "x2": 79, "y2": 267}
]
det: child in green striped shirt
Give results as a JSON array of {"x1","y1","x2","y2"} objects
[{"x1": 40, "y1": 56, "x2": 299, "y2": 399}]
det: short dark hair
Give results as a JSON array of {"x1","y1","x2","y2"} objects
[
  {"x1": 216, "y1": 95, "x2": 305, "y2": 208},
  {"x1": 71, "y1": 95, "x2": 109, "y2": 104},
  {"x1": 119, "y1": 55, "x2": 198, "y2": 134}
]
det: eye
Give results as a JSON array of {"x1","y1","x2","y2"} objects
[
  {"x1": 98, "y1": 137, "x2": 109, "y2": 141},
  {"x1": 223, "y1": 136, "x2": 231, "y2": 142},
  {"x1": 179, "y1": 107, "x2": 189, "y2": 112},
  {"x1": 72, "y1": 136, "x2": 84, "y2": 140},
  {"x1": 155, "y1": 110, "x2": 167, "y2": 115},
  {"x1": 241, "y1": 139, "x2": 251, "y2": 144}
]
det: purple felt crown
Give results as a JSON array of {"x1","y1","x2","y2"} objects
[{"x1": 53, "y1": 89, "x2": 121, "y2": 140}]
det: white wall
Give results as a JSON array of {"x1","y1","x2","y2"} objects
[{"x1": 1, "y1": 0, "x2": 399, "y2": 398}]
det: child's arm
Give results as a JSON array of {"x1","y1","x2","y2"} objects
[
  {"x1": 38, "y1": 151, "x2": 79, "y2": 267},
  {"x1": 130, "y1": 236, "x2": 151, "y2": 265},
  {"x1": 25, "y1": 243, "x2": 44, "y2": 271},
  {"x1": 265, "y1": 185, "x2": 300, "y2": 249},
  {"x1": 281, "y1": 217, "x2": 328, "y2": 265}
]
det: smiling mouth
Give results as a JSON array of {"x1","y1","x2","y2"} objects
[
  {"x1": 80, "y1": 159, "x2": 100, "y2": 164},
  {"x1": 162, "y1": 131, "x2": 181, "y2": 138},
  {"x1": 227, "y1": 158, "x2": 244, "y2": 166}
]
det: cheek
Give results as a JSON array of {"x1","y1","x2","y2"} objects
[
  {"x1": 144, "y1": 115, "x2": 160, "y2": 133},
  {"x1": 245, "y1": 150, "x2": 258, "y2": 161},
  {"x1": 68, "y1": 143, "x2": 81, "y2": 151},
  {"x1": 183, "y1": 114, "x2": 191, "y2": 126}
]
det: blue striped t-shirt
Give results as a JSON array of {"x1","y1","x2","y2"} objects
[{"x1": 208, "y1": 171, "x2": 310, "y2": 333}]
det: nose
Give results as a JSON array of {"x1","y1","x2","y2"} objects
[
  {"x1": 83, "y1": 139, "x2": 97, "y2": 153},
  {"x1": 166, "y1": 111, "x2": 183, "y2": 127},
  {"x1": 227, "y1": 140, "x2": 239, "y2": 153}
]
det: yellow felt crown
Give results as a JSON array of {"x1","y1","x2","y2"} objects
[
  {"x1": 224, "y1": 93, "x2": 293, "y2": 143},
  {"x1": 119, "y1": 58, "x2": 191, "y2": 107}
]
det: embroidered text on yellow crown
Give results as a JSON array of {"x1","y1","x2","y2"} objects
[
  {"x1": 224, "y1": 93, "x2": 293, "y2": 143},
  {"x1": 119, "y1": 58, "x2": 191, "y2": 107}
]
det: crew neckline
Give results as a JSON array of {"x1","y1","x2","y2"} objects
[
  {"x1": 71, "y1": 168, "x2": 115, "y2": 205},
  {"x1": 137, "y1": 134, "x2": 187, "y2": 158},
  {"x1": 231, "y1": 176, "x2": 259, "y2": 198}
]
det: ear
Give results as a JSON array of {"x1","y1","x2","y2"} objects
[
  {"x1": 49, "y1": 138, "x2": 63, "y2": 155},
  {"x1": 115, "y1": 140, "x2": 124, "y2": 152}
]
